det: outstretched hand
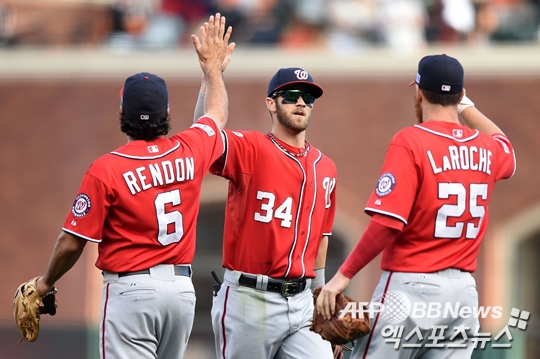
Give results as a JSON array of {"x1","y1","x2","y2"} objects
[
  {"x1": 197, "y1": 20, "x2": 235, "y2": 72},
  {"x1": 191, "y1": 13, "x2": 234, "y2": 73}
]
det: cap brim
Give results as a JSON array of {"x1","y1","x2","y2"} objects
[{"x1": 272, "y1": 81, "x2": 324, "y2": 99}]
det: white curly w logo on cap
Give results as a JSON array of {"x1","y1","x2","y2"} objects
[{"x1": 294, "y1": 69, "x2": 308, "y2": 80}]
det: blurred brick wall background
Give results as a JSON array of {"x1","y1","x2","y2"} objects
[
  {"x1": 2, "y1": 1, "x2": 540, "y2": 358},
  {"x1": 1, "y1": 68, "x2": 539, "y2": 357}
]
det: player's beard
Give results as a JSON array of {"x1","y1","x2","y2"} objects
[
  {"x1": 276, "y1": 101, "x2": 311, "y2": 133},
  {"x1": 414, "y1": 96, "x2": 423, "y2": 124}
]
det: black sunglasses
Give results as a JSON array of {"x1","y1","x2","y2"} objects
[{"x1": 272, "y1": 90, "x2": 315, "y2": 107}]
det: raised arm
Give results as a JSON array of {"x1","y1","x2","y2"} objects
[
  {"x1": 458, "y1": 92, "x2": 506, "y2": 136},
  {"x1": 191, "y1": 14, "x2": 234, "y2": 129}
]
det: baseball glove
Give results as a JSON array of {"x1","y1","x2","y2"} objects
[
  {"x1": 310, "y1": 287, "x2": 370, "y2": 347},
  {"x1": 13, "y1": 277, "x2": 57, "y2": 344}
]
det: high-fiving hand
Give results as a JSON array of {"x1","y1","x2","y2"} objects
[{"x1": 192, "y1": 13, "x2": 234, "y2": 73}]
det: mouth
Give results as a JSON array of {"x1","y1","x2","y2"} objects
[{"x1": 293, "y1": 110, "x2": 305, "y2": 116}]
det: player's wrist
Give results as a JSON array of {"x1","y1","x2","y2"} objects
[
  {"x1": 204, "y1": 63, "x2": 222, "y2": 75},
  {"x1": 310, "y1": 268, "x2": 325, "y2": 290},
  {"x1": 458, "y1": 94, "x2": 475, "y2": 115}
]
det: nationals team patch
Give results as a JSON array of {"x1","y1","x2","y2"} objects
[
  {"x1": 375, "y1": 173, "x2": 396, "y2": 196},
  {"x1": 71, "y1": 193, "x2": 91, "y2": 217}
]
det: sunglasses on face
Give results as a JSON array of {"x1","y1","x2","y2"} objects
[{"x1": 272, "y1": 90, "x2": 315, "y2": 107}]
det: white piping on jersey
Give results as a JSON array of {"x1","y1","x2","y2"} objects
[
  {"x1": 62, "y1": 228, "x2": 101, "y2": 243},
  {"x1": 111, "y1": 141, "x2": 181, "y2": 160},
  {"x1": 196, "y1": 115, "x2": 221, "y2": 134},
  {"x1": 267, "y1": 137, "x2": 307, "y2": 278},
  {"x1": 284, "y1": 156, "x2": 304, "y2": 278},
  {"x1": 191, "y1": 116, "x2": 227, "y2": 156},
  {"x1": 364, "y1": 208, "x2": 407, "y2": 225},
  {"x1": 493, "y1": 134, "x2": 517, "y2": 178},
  {"x1": 299, "y1": 149, "x2": 323, "y2": 278},
  {"x1": 270, "y1": 137, "x2": 322, "y2": 277},
  {"x1": 217, "y1": 130, "x2": 230, "y2": 173},
  {"x1": 413, "y1": 124, "x2": 480, "y2": 142},
  {"x1": 219, "y1": 130, "x2": 226, "y2": 156}
]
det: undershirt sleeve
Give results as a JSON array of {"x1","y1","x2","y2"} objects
[{"x1": 339, "y1": 216, "x2": 400, "y2": 279}]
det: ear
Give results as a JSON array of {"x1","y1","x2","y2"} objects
[
  {"x1": 166, "y1": 108, "x2": 170, "y2": 115},
  {"x1": 266, "y1": 97, "x2": 276, "y2": 113},
  {"x1": 119, "y1": 106, "x2": 124, "y2": 113},
  {"x1": 458, "y1": 89, "x2": 466, "y2": 102},
  {"x1": 415, "y1": 85, "x2": 422, "y2": 102}
]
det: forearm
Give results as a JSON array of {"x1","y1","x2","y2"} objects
[
  {"x1": 41, "y1": 231, "x2": 87, "y2": 288},
  {"x1": 204, "y1": 65, "x2": 228, "y2": 130},
  {"x1": 311, "y1": 236, "x2": 328, "y2": 290},
  {"x1": 460, "y1": 106, "x2": 505, "y2": 135},
  {"x1": 339, "y1": 219, "x2": 398, "y2": 279},
  {"x1": 459, "y1": 94, "x2": 505, "y2": 136},
  {"x1": 193, "y1": 74, "x2": 206, "y2": 123},
  {"x1": 314, "y1": 236, "x2": 328, "y2": 269}
]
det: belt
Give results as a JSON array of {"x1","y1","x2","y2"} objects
[
  {"x1": 118, "y1": 265, "x2": 191, "y2": 278},
  {"x1": 238, "y1": 274, "x2": 307, "y2": 297}
]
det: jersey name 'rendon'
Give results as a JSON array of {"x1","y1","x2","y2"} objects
[
  {"x1": 62, "y1": 116, "x2": 224, "y2": 273},
  {"x1": 122, "y1": 156, "x2": 195, "y2": 195}
]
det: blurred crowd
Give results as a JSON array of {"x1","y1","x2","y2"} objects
[{"x1": 1, "y1": 0, "x2": 540, "y2": 52}]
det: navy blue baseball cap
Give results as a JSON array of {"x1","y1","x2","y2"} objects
[
  {"x1": 267, "y1": 67, "x2": 323, "y2": 98},
  {"x1": 412, "y1": 54, "x2": 464, "y2": 95},
  {"x1": 121, "y1": 72, "x2": 169, "y2": 121}
]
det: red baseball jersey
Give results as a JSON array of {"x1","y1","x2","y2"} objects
[
  {"x1": 365, "y1": 121, "x2": 516, "y2": 272},
  {"x1": 210, "y1": 131, "x2": 337, "y2": 279},
  {"x1": 62, "y1": 117, "x2": 224, "y2": 272}
]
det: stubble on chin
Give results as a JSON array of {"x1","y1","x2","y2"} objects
[{"x1": 276, "y1": 102, "x2": 311, "y2": 132}]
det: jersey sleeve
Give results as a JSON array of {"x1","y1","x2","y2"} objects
[
  {"x1": 322, "y1": 168, "x2": 337, "y2": 236},
  {"x1": 62, "y1": 171, "x2": 110, "y2": 242},
  {"x1": 209, "y1": 129, "x2": 258, "y2": 180},
  {"x1": 173, "y1": 116, "x2": 225, "y2": 173},
  {"x1": 491, "y1": 133, "x2": 516, "y2": 180},
  {"x1": 364, "y1": 135, "x2": 420, "y2": 225}
]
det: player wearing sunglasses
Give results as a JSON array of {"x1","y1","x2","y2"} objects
[
  {"x1": 194, "y1": 67, "x2": 338, "y2": 359},
  {"x1": 272, "y1": 89, "x2": 316, "y2": 107}
]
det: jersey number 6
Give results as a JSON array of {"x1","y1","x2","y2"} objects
[
  {"x1": 155, "y1": 189, "x2": 184, "y2": 246},
  {"x1": 435, "y1": 182, "x2": 488, "y2": 239}
]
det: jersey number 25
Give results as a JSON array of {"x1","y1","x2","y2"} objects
[{"x1": 435, "y1": 183, "x2": 488, "y2": 239}]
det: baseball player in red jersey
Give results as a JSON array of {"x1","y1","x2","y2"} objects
[
  {"x1": 316, "y1": 54, "x2": 516, "y2": 358},
  {"x1": 194, "y1": 67, "x2": 337, "y2": 358},
  {"x1": 18, "y1": 14, "x2": 232, "y2": 359}
]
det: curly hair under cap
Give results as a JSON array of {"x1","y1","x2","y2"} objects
[{"x1": 119, "y1": 112, "x2": 171, "y2": 141}]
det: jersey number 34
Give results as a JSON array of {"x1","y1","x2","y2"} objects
[{"x1": 254, "y1": 191, "x2": 293, "y2": 228}]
